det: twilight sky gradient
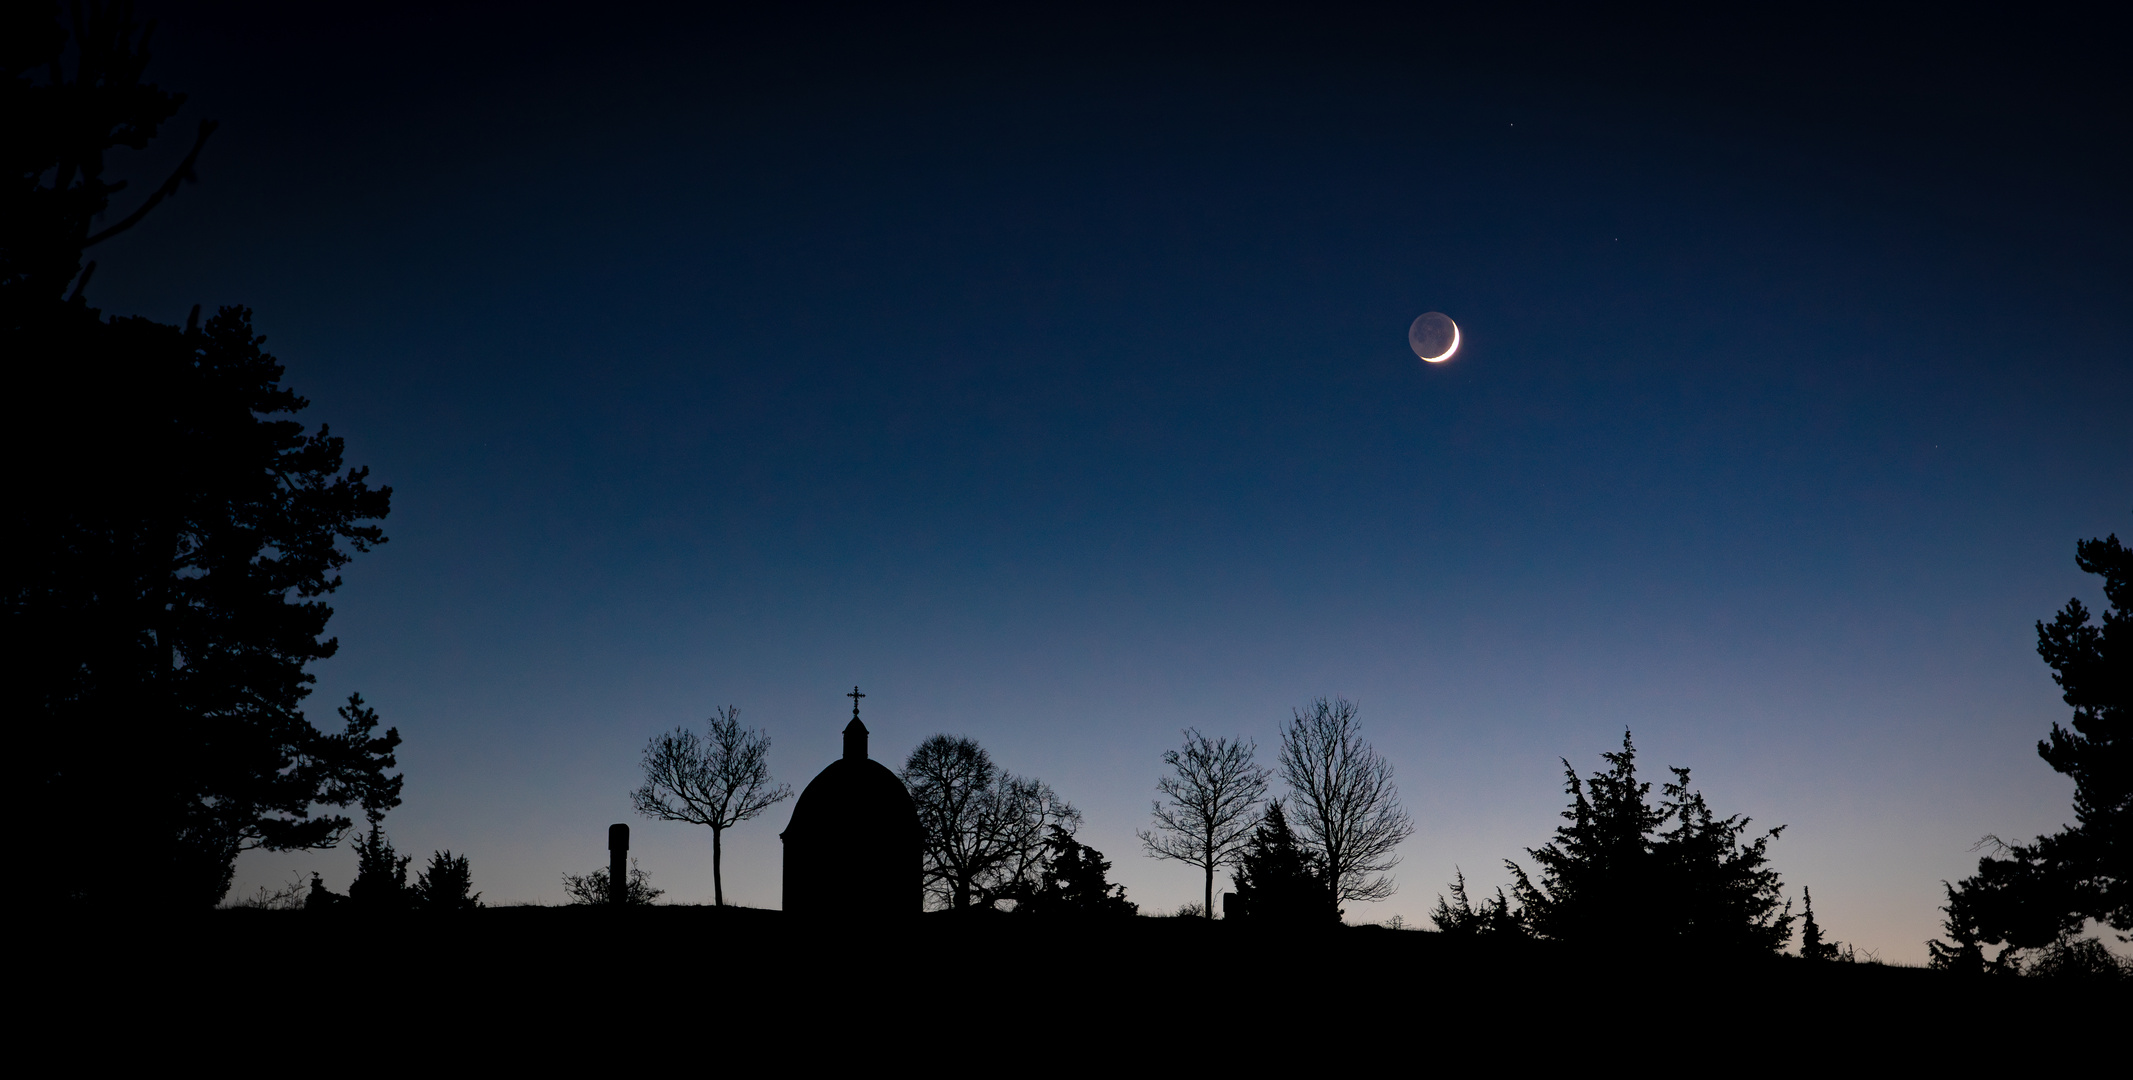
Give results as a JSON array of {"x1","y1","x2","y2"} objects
[{"x1": 91, "y1": 4, "x2": 2128, "y2": 960}]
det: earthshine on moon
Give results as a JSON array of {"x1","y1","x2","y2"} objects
[{"x1": 1408, "y1": 311, "x2": 1459, "y2": 363}]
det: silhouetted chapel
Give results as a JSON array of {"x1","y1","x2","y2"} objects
[{"x1": 780, "y1": 688, "x2": 923, "y2": 916}]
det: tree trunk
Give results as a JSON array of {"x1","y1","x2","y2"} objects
[
  {"x1": 1327, "y1": 854, "x2": 1342, "y2": 921},
  {"x1": 712, "y1": 825, "x2": 724, "y2": 906},
  {"x1": 1204, "y1": 862, "x2": 1215, "y2": 920}
]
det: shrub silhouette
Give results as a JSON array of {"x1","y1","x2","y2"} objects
[
  {"x1": 1799, "y1": 888, "x2": 1844, "y2": 961},
  {"x1": 1012, "y1": 825, "x2": 1137, "y2": 918},
  {"x1": 414, "y1": 851, "x2": 482, "y2": 910},
  {"x1": 1430, "y1": 869, "x2": 1522, "y2": 937},
  {"x1": 347, "y1": 824, "x2": 411, "y2": 910},
  {"x1": 1228, "y1": 801, "x2": 1334, "y2": 924},
  {"x1": 1504, "y1": 730, "x2": 1793, "y2": 955},
  {"x1": 305, "y1": 872, "x2": 345, "y2": 910},
  {"x1": 2025, "y1": 936, "x2": 2131, "y2": 981},
  {"x1": 563, "y1": 861, "x2": 662, "y2": 905}
]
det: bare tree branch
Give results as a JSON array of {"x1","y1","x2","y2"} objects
[
  {"x1": 1139, "y1": 729, "x2": 1269, "y2": 919},
  {"x1": 630, "y1": 706, "x2": 791, "y2": 905},
  {"x1": 82, "y1": 118, "x2": 218, "y2": 248},
  {"x1": 903, "y1": 735, "x2": 1080, "y2": 911},
  {"x1": 1279, "y1": 696, "x2": 1414, "y2": 912}
]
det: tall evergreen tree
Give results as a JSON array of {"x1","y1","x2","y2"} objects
[
  {"x1": 1935, "y1": 528, "x2": 2129, "y2": 962},
  {"x1": 7, "y1": 3, "x2": 398, "y2": 907}
]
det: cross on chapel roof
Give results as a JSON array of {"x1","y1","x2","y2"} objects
[{"x1": 843, "y1": 686, "x2": 869, "y2": 760}]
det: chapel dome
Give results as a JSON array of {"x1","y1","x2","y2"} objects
[
  {"x1": 783, "y1": 753, "x2": 915, "y2": 840},
  {"x1": 780, "y1": 703, "x2": 922, "y2": 917}
]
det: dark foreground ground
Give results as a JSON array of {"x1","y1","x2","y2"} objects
[{"x1": 21, "y1": 907, "x2": 2123, "y2": 1069}]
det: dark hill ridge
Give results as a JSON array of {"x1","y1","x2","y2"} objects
[{"x1": 22, "y1": 907, "x2": 2122, "y2": 1065}]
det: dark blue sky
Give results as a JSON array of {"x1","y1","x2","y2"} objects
[{"x1": 94, "y1": 4, "x2": 2128, "y2": 957}]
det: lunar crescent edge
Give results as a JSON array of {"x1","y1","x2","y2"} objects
[{"x1": 1420, "y1": 320, "x2": 1459, "y2": 363}]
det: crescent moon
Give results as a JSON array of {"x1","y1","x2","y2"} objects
[{"x1": 1420, "y1": 321, "x2": 1459, "y2": 363}]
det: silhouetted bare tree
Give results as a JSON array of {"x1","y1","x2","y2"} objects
[
  {"x1": 630, "y1": 707, "x2": 792, "y2": 906},
  {"x1": 1279, "y1": 697, "x2": 1413, "y2": 916},
  {"x1": 1140, "y1": 729, "x2": 1268, "y2": 919},
  {"x1": 902, "y1": 734, "x2": 1080, "y2": 910}
]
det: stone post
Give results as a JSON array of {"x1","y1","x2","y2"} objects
[{"x1": 608, "y1": 823, "x2": 629, "y2": 906}]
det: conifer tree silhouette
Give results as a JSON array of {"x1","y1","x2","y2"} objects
[
  {"x1": 1799, "y1": 888, "x2": 1839, "y2": 961},
  {"x1": 1430, "y1": 869, "x2": 1521, "y2": 937},
  {"x1": 1228, "y1": 801, "x2": 1333, "y2": 924},
  {"x1": 7, "y1": 3, "x2": 397, "y2": 907},
  {"x1": 1506, "y1": 731, "x2": 1792, "y2": 954},
  {"x1": 414, "y1": 851, "x2": 482, "y2": 910},
  {"x1": 1934, "y1": 527, "x2": 2129, "y2": 966},
  {"x1": 348, "y1": 825, "x2": 411, "y2": 910}
]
